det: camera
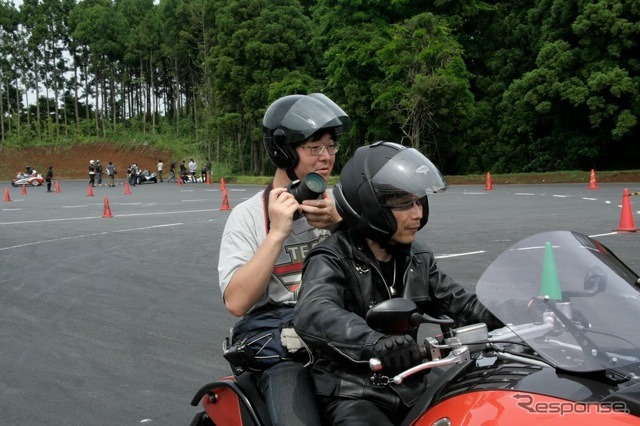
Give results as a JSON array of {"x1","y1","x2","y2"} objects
[{"x1": 287, "y1": 172, "x2": 327, "y2": 203}]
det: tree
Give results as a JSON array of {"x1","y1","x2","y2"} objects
[
  {"x1": 373, "y1": 13, "x2": 474, "y2": 172},
  {"x1": 208, "y1": 0, "x2": 316, "y2": 175},
  {"x1": 0, "y1": 0, "x2": 21, "y2": 143},
  {"x1": 497, "y1": 0, "x2": 640, "y2": 171}
]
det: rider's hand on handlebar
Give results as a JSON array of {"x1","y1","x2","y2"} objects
[{"x1": 373, "y1": 335, "x2": 421, "y2": 376}]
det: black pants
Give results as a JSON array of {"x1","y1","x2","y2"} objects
[{"x1": 321, "y1": 397, "x2": 407, "y2": 425}]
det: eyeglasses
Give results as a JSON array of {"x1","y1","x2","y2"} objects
[{"x1": 299, "y1": 143, "x2": 340, "y2": 156}]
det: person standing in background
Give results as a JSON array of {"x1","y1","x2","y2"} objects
[
  {"x1": 157, "y1": 159, "x2": 164, "y2": 182},
  {"x1": 179, "y1": 160, "x2": 188, "y2": 183},
  {"x1": 167, "y1": 161, "x2": 176, "y2": 183},
  {"x1": 188, "y1": 159, "x2": 197, "y2": 182},
  {"x1": 89, "y1": 160, "x2": 96, "y2": 187},
  {"x1": 106, "y1": 162, "x2": 117, "y2": 187},
  {"x1": 129, "y1": 163, "x2": 138, "y2": 186},
  {"x1": 45, "y1": 166, "x2": 53, "y2": 192},
  {"x1": 96, "y1": 160, "x2": 103, "y2": 186}
]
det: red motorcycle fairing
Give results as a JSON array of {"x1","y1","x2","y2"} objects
[
  {"x1": 415, "y1": 390, "x2": 640, "y2": 426},
  {"x1": 190, "y1": 374, "x2": 272, "y2": 426}
]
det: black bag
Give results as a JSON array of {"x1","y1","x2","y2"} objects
[{"x1": 225, "y1": 304, "x2": 302, "y2": 374}]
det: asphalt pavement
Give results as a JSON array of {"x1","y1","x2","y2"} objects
[{"x1": 1, "y1": 179, "x2": 639, "y2": 425}]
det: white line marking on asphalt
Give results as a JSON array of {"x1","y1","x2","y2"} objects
[
  {"x1": 582, "y1": 197, "x2": 597, "y2": 201},
  {"x1": 0, "y1": 208, "x2": 216, "y2": 225},
  {"x1": 515, "y1": 193, "x2": 536, "y2": 196},
  {"x1": 552, "y1": 194, "x2": 569, "y2": 198},
  {"x1": 182, "y1": 199, "x2": 208, "y2": 202},
  {"x1": 590, "y1": 232, "x2": 618, "y2": 238},
  {"x1": 2, "y1": 208, "x2": 23, "y2": 211},
  {"x1": 435, "y1": 250, "x2": 485, "y2": 259},
  {"x1": 112, "y1": 223, "x2": 182, "y2": 232},
  {"x1": 463, "y1": 192, "x2": 486, "y2": 195},
  {"x1": 62, "y1": 205, "x2": 88, "y2": 208},
  {"x1": 0, "y1": 224, "x2": 183, "y2": 251},
  {"x1": 0, "y1": 216, "x2": 100, "y2": 225},
  {"x1": 115, "y1": 209, "x2": 214, "y2": 217},
  {"x1": 0, "y1": 231, "x2": 108, "y2": 251}
]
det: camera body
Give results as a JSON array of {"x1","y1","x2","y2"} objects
[{"x1": 287, "y1": 172, "x2": 327, "y2": 203}]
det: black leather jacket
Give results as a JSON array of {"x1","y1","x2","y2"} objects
[{"x1": 293, "y1": 226, "x2": 501, "y2": 407}]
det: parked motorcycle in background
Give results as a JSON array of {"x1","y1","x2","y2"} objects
[
  {"x1": 135, "y1": 169, "x2": 158, "y2": 184},
  {"x1": 190, "y1": 231, "x2": 640, "y2": 425}
]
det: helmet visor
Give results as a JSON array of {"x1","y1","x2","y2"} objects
[
  {"x1": 371, "y1": 148, "x2": 447, "y2": 208},
  {"x1": 268, "y1": 95, "x2": 350, "y2": 141}
]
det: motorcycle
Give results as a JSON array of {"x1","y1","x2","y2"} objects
[
  {"x1": 190, "y1": 231, "x2": 640, "y2": 425},
  {"x1": 12, "y1": 171, "x2": 44, "y2": 187},
  {"x1": 136, "y1": 169, "x2": 158, "y2": 184}
]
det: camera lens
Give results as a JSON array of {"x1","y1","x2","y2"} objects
[
  {"x1": 289, "y1": 172, "x2": 327, "y2": 203},
  {"x1": 303, "y1": 173, "x2": 326, "y2": 194}
]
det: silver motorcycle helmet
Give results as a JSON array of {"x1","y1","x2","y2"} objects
[
  {"x1": 334, "y1": 141, "x2": 447, "y2": 243},
  {"x1": 262, "y1": 93, "x2": 351, "y2": 173}
]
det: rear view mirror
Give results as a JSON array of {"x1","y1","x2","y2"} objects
[{"x1": 366, "y1": 298, "x2": 418, "y2": 334}]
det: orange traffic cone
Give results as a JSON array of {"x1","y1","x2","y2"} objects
[
  {"x1": 21, "y1": 184, "x2": 27, "y2": 195},
  {"x1": 617, "y1": 188, "x2": 637, "y2": 232},
  {"x1": 177, "y1": 175, "x2": 183, "y2": 185},
  {"x1": 206, "y1": 173, "x2": 212, "y2": 185},
  {"x1": 221, "y1": 188, "x2": 232, "y2": 211},
  {"x1": 102, "y1": 196, "x2": 114, "y2": 218},
  {"x1": 54, "y1": 181, "x2": 61, "y2": 193},
  {"x1": 588, "y1": 169, "x2": 599, "y2": 189},
  {"x1": 4, "y1": 188, "x2": 11, "y2": 202},
  {"x1": 87, "y1": 184, "x2": 94, "y2": 197},
  {"x1": 484, "y1": 172, "x2": 493, "y2": 190},
  {"x1": 124, "y1": 182, "x2": 132, "y2": 195},
  {"x1": 220, "y1": 177, "x2": 227, "y2": 193}
]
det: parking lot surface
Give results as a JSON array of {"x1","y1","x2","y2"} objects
[{"x1": 1, "y1": 180, "x2": 638, "y2": 424}]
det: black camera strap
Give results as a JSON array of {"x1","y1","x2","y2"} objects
[{"x1": 262, "y1": 182, "x2": 274, "y2": 234}]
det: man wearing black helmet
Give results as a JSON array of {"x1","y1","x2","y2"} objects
[
  {"x1": 217, "y1": 93, "x2": 351, "y2": 425},
  {"x1": 293, "y1": 142, "x2": 501, "y2": 425}
]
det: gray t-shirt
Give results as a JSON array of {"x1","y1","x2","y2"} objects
[{"x1": 218, "y1": 188, "x2": 331, "y2": 316}]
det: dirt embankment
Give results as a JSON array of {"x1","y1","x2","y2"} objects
[
  {"x1": 2, "y1": 143, "x2": 640, "y2": 184},
  {"x1": 0, "y1": 144, "x2": 174, "y2": 180}
]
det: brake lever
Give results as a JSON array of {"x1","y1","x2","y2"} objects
[{"x1": 369, "y1": 345, "x2": 470, "y2": 384}]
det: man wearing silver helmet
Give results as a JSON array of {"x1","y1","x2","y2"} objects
[
  {"x1": 293, "y1": 142, "x2": 501, "y2": 425},
  {"x1": 217, "y1": 93, "x2": 351, "y2": 425}
]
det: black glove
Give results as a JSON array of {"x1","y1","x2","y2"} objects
[{"x1": 373, "y1": 335, "x2": 422, "y2": 376}]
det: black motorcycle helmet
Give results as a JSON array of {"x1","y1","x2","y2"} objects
[
  {"x1": 334, "y1": 141, "x2": 447, "y2": 243},
  {"x1": 263, "y1": 93, "x2": 351, "y2": 175}
]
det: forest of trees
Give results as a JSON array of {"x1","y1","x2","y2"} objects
[{"x1": 1, "y1": 0, "x2": 638, "y2": 176}]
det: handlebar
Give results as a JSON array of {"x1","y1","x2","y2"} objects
[{"x1": 368, "y1": 318, "x2": 560, "y2": 385}]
